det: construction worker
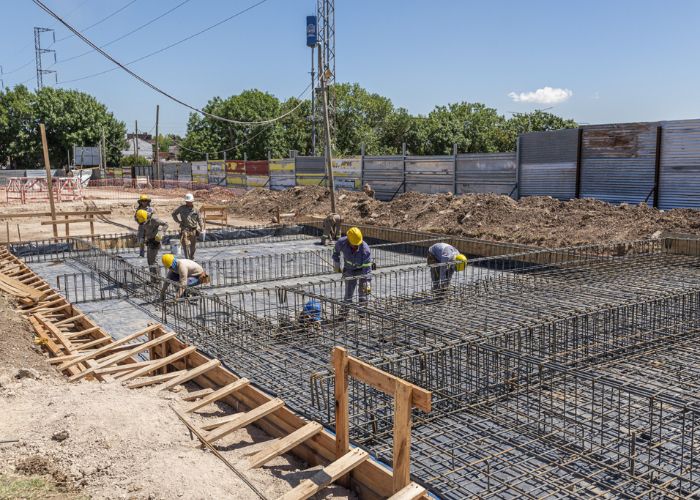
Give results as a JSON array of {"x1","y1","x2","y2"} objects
[
  {"x1": 135, "y1": 194, "x2": 154, "y2": 258},
  {"x1": 321, "y1": 213, "x2": 342, "y2": 246},
  {"x1": 160, "y1": 253, "x2": 210, "y2": 300},
  {"x1": 135, "y1": 209, "x2": 168, "y2": 276},
  {"x1": 171, "y1": 193, "x2": 203, "y2": 259},
  {"x1": 297, "y1": 299, "x2": 322, "y2": 332},
  {"x1": 363, "y1": 183, "x2": 375, "y2": 199},
  {"x1": 332, "y1": 227, "x2": 372, "y2": 318},
  {"x1": 426, "y1": 242, "x2": 467, "y2": 297}
]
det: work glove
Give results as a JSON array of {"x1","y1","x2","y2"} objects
[
  {"x1": 155, "y1": 234, "x2": 163, "y2": 242},
  {"x1": 361, "y1": 282, "x2": 371, "y2": 295},
  {"x1": 333, "y1": 265, "x2": 341, "y2": 273}
]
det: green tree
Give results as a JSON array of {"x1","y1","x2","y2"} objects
[
  {"x1": 120, "y1": 155, "x2": 150, "y2": 167},
  {"x1": 506, "y1": 110, "x2": 578, "y2": 138},
  {"x1": 0, "y1": 85, "x2": 126, "y2": 169},
  {"x1": 333, "y1": 83, "x2": 395, "y2": 155}
]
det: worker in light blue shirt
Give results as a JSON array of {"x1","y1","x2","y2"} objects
[
  {"x1": 332, "y1": 226, "x2": 372, "y2": 317},
  {"x1": 427, "y1": 242, "x2": 467, "y2": 298}
]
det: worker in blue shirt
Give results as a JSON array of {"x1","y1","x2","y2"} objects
[{"x1": 332, "y1": 226, "x2": 372, "y2": 318}]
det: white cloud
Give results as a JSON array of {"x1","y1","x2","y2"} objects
[{"x1": 508, "y1": 86, "x2": 573, "y2": 105}]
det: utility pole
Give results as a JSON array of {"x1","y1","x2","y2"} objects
[
  {"x1": 39, "y1": 124, "x2": 58, "y2": 237},
  {"x1": 133, "y1": 120, "x2": 138, "y2": 183},
  {"x1": 311, "y1": 45, "x2": 316, "y2": 156},
  {"x1": 101, "y1": 128, "x2": 106, "y2": 171},
  {"x1": 318, "y1": 44, "x2": 336, "y2": 213},
  {"x1": 154, "y1": 105, "x2": 160, "y2": 181}
]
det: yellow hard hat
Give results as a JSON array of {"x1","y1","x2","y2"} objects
[
  {"x1": 139, "y1": 194, "x2": 151, "y2": 202},
  {"x1": 162, "y1": 253, "x2": 175, "y2": 269},
  {"x1": 455, "y1": 254, "x2": 467, "y2": 272},
  {"x1": 135, "y1": 209, "x2": 149, "y2": 224},
  {"x1": 347, "y1": 227, "x2": 363, "y2": 246}
]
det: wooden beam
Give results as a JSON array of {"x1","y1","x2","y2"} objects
[
  {"x1": 41, "y1": 218, "x2": 102, "y2": 225},
  {"x1": 184, "y1": 378, "x2": 249, "y2": 413},
  {"x1": 346, "y1": 356, "x2": 431, "y2": 413},
  {"x1": 39, "y1": 123, "x2": 57, "y2": 238},
  {"x1": 247, "y1": 421, "x2": 323, "y2": 469},
  {"x1": 393, "y1": 380, "x2": 413, "y2": 492},
  {"x1": 60, "y1": 324, "x2": 161, "y2": 371},
  {"x1": 69, "y1": 331, "x2": 175, "y2": 381},
  {"x1": 127, "y1": 369, "x2": 186, "y2": 389},
  {"x1": 180, "y1": 387, "x2": 214, "y2": 402},
  {"x1": 158, "y1": 358, "x2": 221, "y2": 391},
  {"x1": 118, "y1": 346, "x2": 197, "y2": 382},
  {"x1": 204, "y1": 398, "x2": 284, "y2": 444},
  {"x1": 277, "y1": 449, "x2": 369, "y2": 500},
  {"x1": 200, "y1": 412, "x2": 245, "y2": 431},
  {"x1": 387, "y1": 482, "x2": 427, "y2": 500},
  {"x1": 6, "y1": 210, "x2": 111, "y2": 218},
  {"x1": 333, "y1": 347, "x2": 350, "y2": 487},
  {"x1": 64, "y1": 326, "x2": 103, "y2": 339}
]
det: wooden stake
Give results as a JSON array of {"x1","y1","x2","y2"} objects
[
  {"x1": 39, "y1": 123, "x2": 58, "y2": 238},
  {"x1": 393, "y1": 380, "x2": 413, "y2": 492},
  {"x1": 16, "y1": 224, "x2": 21, "y2": 242},
  {"x1": 333, "y1": 347, "x2": 350, "y2": 487}
]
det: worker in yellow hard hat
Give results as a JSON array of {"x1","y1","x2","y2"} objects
[
  {"x1": 135, "y1": 209, "x2": 168, "y2": 278},
  {"x1": 134, "y1": 194, "x2": 153, "y2": 258},
  {"x1": 332, "y1": 226, "x2": 372, "y2": 320},
  {"x1": 160, "y1": 253, "x2": 210, "y2": 300},
  {"x1": 426, "y1": 242, "x2": 467, "y2": 299}
]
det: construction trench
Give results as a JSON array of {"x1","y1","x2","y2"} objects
[{"x1": 6, "y1": 223, "x2": 700, "y2": 499}]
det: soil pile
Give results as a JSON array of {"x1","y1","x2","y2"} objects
[{"x1": 228, "y1": 187, "x2": 700, "y2": 247}]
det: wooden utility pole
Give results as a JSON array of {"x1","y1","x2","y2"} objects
[
  {"x1": 133, "y1": 120, "x2": 138, "y2": 183},
  {"x1": 154, "y1": 105, "x2": 160, "y2": 181},
  {"x1": 101, "y1": 128, "x2": 106, "y2": 171},
  {"x1": 318, "y1": 43, "x2": 336, "y2": 213},
  {"x1": 39, "y1": 123, "x2": 58, "y2": 238}
]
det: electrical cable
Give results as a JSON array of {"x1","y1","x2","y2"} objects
[
  {"x1": 56, "y1": 0, "x2": 269, "y2": 85},
  {"x1": 32, "y1": 0, "x2": 303, "y2": 127}
]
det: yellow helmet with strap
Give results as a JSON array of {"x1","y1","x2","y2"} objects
[
  {"x1": 135, "y1": 209, "x2": 149, "y2": 224},
  {"x1": 455, "y1": 253, "x2": 467, "y2": 272},
  {"x1": 162, "y1": 253, "x2": 175, "y2": 268},
  {"x1": 347, "y1": 227, "x2": 363, "y2": 246}
]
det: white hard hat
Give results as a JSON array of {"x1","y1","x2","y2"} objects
[{"x1": 184, "y1": 193, "x2": 194, "y2": 202}]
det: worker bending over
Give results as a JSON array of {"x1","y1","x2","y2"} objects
[
  {"x1": 171, "y1": 193, "x2": 203, "y2": 259},
  {"x1": 135, "y1": 209, "x2": 168, "y2": 276},
  {"x1": 427, "y1": 242, "x2": 467, "y2": 297},
  {"x1": 321, "y1": 213, "x2": 342, "y2": 246},
  {"x1": 297, "y1": 299, "x2": 322, "y2": 333},
  {"x1": 135, "y1": 194, "x2": 154, "y2": 257},
  {"x1": 332, "y1": 227, "x2": 372, "y2": 318},
  {"x1": 160, "y1": 253, "x2": 210, "y2": 300}
]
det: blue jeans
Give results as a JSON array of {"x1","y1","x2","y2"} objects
[
  {"x1": 167, "y1": 271, "x2": 200, "y2": 287},
  {"x1": 343, "y1": 273, "x2": 369, "y2": 305}
]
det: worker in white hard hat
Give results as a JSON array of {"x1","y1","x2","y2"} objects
[
  {"x1": 135, "y1": 209, "x2": 168, "y2": 277},
  {"x1": 426, "y1": 242, "x2": 467, "y2": 299},
  {"x1": 321, "y1": 213, "x2": 342, "y2": 246},
  {"x1": 159, "y1": 253, "x2": 210, "y2": 300},
  {"x1": 171, "y1": 193, "x2": 203, "y2": 259}
]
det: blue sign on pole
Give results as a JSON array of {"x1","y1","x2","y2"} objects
[{"x1": 306, "y1": 15, "x2": 317, "y2": 47}]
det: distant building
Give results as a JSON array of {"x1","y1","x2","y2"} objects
[
  {"x1": 121, "y1": 137, "x2": 154, "y2": 160},
  {"x1": 168, "y1": 144, "x2": 180, "y2": 160}
]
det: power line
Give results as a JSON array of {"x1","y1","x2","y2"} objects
[
  {"x1": 2, "y1": 0, "x2": 137, "y2": 77},
  {"x1": 33, "y1": 0, "x2": 308, "y2": 127},
  {"x1": 56, "y1": 0, "x2": 270, "y2": 85}
]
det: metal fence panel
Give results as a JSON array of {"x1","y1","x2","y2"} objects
[
  {"x1": 456, "y1": 152, "x2": 516, "y2": 195},
  {"x1": 245, "y1": 160, "x2": 269, "y2": 176},
  {"x1": 208, "y1": 160, "x2": 226, "y2": 186},
  {"x1": 362, "y1": 156, "x2": 404, "y2": 201},
  {"x1": 581, "y1": 122, "x2": 658, "y2": 204},
  {"x1": 405, "y1": 155, "x2": 454, "y2": 194},
  {"x1": 332, "y1": 157, "x2": 361, "y2": 191},
  {"x1": 295, "y1": 156, "x2": 325, "y2": 174},
  {"x1": 659, "y1": 119, "x2": 700, "y2": 209},
  {"x1": 520, "y1": 129, "x2": 578, "y2": 200},
  {"x1": 269, "y1": 158, "x2": 295, "y2": 191}
]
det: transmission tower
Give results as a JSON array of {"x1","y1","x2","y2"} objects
[
  {"x1": 315, "y1": 0, "x2": 335, "y2": 155},
  {"x1": 34, "y1": 27, "x2": 57, "y2": 90}
]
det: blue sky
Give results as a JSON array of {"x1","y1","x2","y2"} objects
[{"x1": 2, "y1": 0, "x2": 699, "y2": 136}]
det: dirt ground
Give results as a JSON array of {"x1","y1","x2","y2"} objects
[
  {"x1": 0, "y1": 294, "x2": 352, "y2": 500},
  {"x1": 226, "y1": 187, "x2": 700, "y2": 247}
]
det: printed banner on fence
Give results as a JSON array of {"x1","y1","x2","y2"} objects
[
  {"x1": 192, "y1": 174, "x2": 209, "y2": 184},
  {"x1": 269, "y1": 159, "x2": 295, "y2": 173},
  {"x1": 226, "y1": 174, "x2": 246, "y2": 187},
  {"x1": 246, "y1": 175, "x2": 269, "y2": 188},
  {"x1": 191, "y1": 161, "x2": 208, "y2": 175},
  {"x1": 334, "y1": 177, "x2": 361, "y2": 190},
  {"x1": 296, "y1": 173, "x2": 326, "y2": 187},
  {"x1": 270, "y1": 175, "x2": 295, "y2": 191},
  {"x1": 208, "y1": 160, "x2": 226, "y2": 185},
  {"x1": 226, "y1": 160, "x2": 245, "y2": 174},
  {"x1": 331, "y1": 157, "x2": 361, "y2": 177}
]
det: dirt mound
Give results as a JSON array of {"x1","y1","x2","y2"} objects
[{"x1": 226, "y1": 187, "x2": 700, "y2": 247}]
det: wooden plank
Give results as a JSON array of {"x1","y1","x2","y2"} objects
[
  {"x1": 6, "y1": 210, "x2": 111, "y2": 218},
  {"x1": 118, "y1": 346, "x2": 197, "y2": 382},
  {"x1": 393, "y1": 380, "x2": 413, "y2": 492},
  {"x1": 185, "y1": 378, "x2": 249, "y2": 414},
  {"x1": 126, "y1": 370, "x2": 186, "y2": 389},
  {"x1": 41, "y1": 218, "x2": 102, "y2": 225},
  {"x1": 36, "y1": 313, "x2": 74, "y2": 352},
  {"x1": 73, "y1": 336, "x2": 112, "y2": 351},
  {"x1": 54, "y1": 313, "x2": 86, "y2": 326},
  {"x1": 181, "y1": 387, "x2": 214, "y2": 401},
  {"x1": 200, "y1": 412, "x2": 245, "y2": 431},
  {"x1": 247, "y1": 422, "x2": 323, "y2": 469},
  {"x1": 333, "y1": 347, "x2": 350, "y2": 487},
  {"x1": 387, "y1": 482, "x2": 426, "y2": 500},
  {"x1": 347, "y1": 356, "x2": 431, "y2": 413},
  {"x1": 64, "y1": 326, "x2": 102, "y2": 339},
  {"x1": 96, "y1": 360, "x2": 157, "y2": 375},
  {"x1": 69, "y1": 331, "x2": 175, "y2": 381},
  {"x1": 28, "y1": 316, "x2": 81, "y2": 377},
  {"x1": 204, "y1": 398, "x2": 284, "y2": 444},
  {"x1": 60, "y1": 324, "x2": 161, "y2": 370},
  {"x1": 158, "y1": 358, "x2": 221, "y2": 391},
  {"x1": 278, "y1": 449, "x2": 369, "y2": 500}
]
